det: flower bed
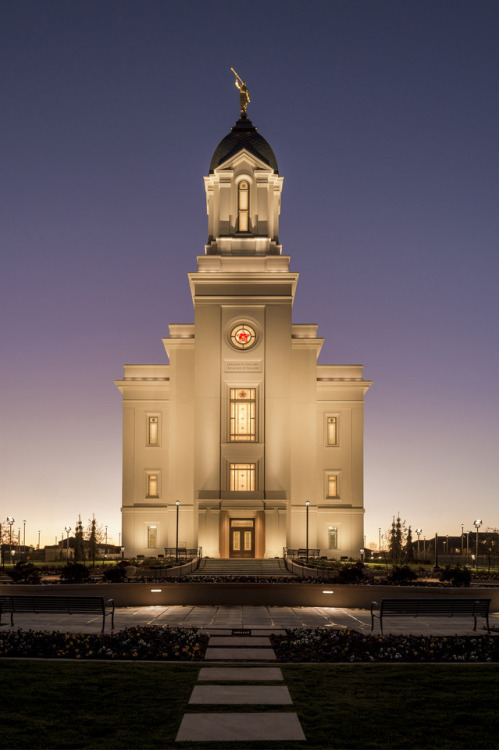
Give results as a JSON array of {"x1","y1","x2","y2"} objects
[
  {"x1": 271, "y1": 628, "x2": 499, "y2": 663},
  {"x1": 0, "y1": 625, "x2": 208, "y2": 660}
]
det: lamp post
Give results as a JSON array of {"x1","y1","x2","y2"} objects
[
  {"x1": 105, "y1": 526, "x2": 108, "y2": 558},
  {"x1": 7, "y1": 517, "x2": 15, "y2": 567},
  {"x1": 22, "y1": 520, "x2": 26, "y2": 558},
  {"x1": 64, "y1": 526, "x2": 71, "y2": 560},
  {"x1": 305, "y1": 501, "x2": 310, "y2": 563},
  {"x1": 474, "y1": 520, "x2": 482, "y2": 570},
  {"x1": 416, "y1": 529, "x2": 422, "y2": 558},
  {"x1": 37, "y1": 530, "x2": 41, "y2": 550},
  {"x1": 378, "y1": 527, "x2": 381, "y2": 554},
  {"x1": 461, "y1": 524, "x2": 464, "y2": 556},
  {"x1": 175, "y1": 501, "x2": 180, "y2": 563},
  {"x1": 360, "y1": 548, "x2": 364, "y2": 563}
]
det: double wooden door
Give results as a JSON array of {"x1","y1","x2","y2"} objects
[{"x1": 229, "y1": 519, "x2": 255, "y2": 558}]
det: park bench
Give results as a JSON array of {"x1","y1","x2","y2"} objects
[
  {"x1": 371, "y1": 598, "x2": 491, "y2": 634},
  {"x1": 0, "y1": 595, "x2": 115, "y2": 632}
]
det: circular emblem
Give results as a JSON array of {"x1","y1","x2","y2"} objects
[{"x1": 230, "y1": 324, "x2": 257, "y2": 350}]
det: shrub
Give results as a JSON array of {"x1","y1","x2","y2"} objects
[
  {"x1": 60, "y1": 562, "x2": 90, "y2": 583},
  {"x1": 439, "y1": 565, "x2": 472, "y2": 587},
  {"x1": 388, "y1": 565, "x2": 417, "y2": 584},
  {"x1": 336, "y1": 563, "x2": 366, "y2": 584},
  {"x1": 7, "y1": 561, "x2": 41, "y2": 584},
  {"x1": 103, "y1": 565, "x2": 126, "y2": 582}
]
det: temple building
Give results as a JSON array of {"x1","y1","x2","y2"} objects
[{"x1": 115, "y1": 85, "x2": 372, "y2": 560}]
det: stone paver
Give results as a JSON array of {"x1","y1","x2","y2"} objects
[
  {"x1": 176, "y1": 712, "x2": 306, "y2": 742},
  {"x1": 208, "y1": 635, "x2": 271, "y2": 646},
  {"x1": 198, "y1": 667, "x2": 283, "y2": 681},
  {"x1": 189, "y1": 685, "x2": 292, "y2": 704},
  {"x1": 205, "y1": 647, "x2": 276, "y2": 661}
]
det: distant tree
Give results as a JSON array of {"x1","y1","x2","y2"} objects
[
  {"x1": 74, "y1": 516, "x2": 86, "y2": 562},
  {"x1": 388, "y1": 515, "x2": 405, "y2": 564},
  {"x1": 87, "y1": 517, "x2": 98, "y2": 568},
  {"x1": 405, "y1": 526, "x2": 415, "y2": 563}
]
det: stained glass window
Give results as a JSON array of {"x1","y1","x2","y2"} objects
[{"x1": 230, "y1": 388, "x2": 256, "y2": 441}]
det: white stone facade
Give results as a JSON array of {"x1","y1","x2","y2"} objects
[{"x1": 116, "y1": 115, "x2": 371, "y2": 560}]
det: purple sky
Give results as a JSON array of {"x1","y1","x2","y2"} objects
[{"x1": 1, "y1": 1, "x2": 498, "y2": 550}]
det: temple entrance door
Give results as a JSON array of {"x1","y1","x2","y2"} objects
[{"x1": 229, "y1": 519, "x2": 255, "y2": 558}]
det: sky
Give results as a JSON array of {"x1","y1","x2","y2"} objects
[{"x1": 1, "y1": 0, "x2": 498, "y2": 550}]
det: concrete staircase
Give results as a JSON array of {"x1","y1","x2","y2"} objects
[{"x1": 191, "y1": 558, "x2": 295, "y2": 577}]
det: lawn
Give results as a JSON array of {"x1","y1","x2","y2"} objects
[{"x1": 0, "y1": 661, "x2": 497, "y2": 748}]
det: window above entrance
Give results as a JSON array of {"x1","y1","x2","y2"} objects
[
  {"x1": 229, "y1": 388, "x2": 256, "y2": 441},
  {"x1": 229, "y1": 463, "x2": 256, "y2": 491}
]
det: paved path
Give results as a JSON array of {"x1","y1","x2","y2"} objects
[
  {"x1": 1, "y1": 604, "x2": 497, "y2": 635},
  {"x1": 176, "y1": 633, "x2": 306, "y2": 742}
]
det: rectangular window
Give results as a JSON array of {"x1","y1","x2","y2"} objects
[
  {"x1": 328, "y1": 527, "x2": 338, "y2": 549},
  {"x1": 230, "y1": 388, "x2": 256, "y2": 441},
  {"x1": 327, "y1": 475, "x2": 338, "y2": 498},
  {"x1": 147, "y1": 525, "x2": 157, "y2": 548},
  {"x1": 229, "y1": 463, "x2": 256, "y2": 491},
  {"x1": 148, "y1": 416, "x2": 159, "y2": 446},
  {"x1": 147, "y1": 474, "x2": 159, "y2": 498},
  {"x1": 327, "y1": 416, "x2": 338, "y2": 446},
  {"x1": 238, "y1": 180, "x2": 249, "y2": 232}
]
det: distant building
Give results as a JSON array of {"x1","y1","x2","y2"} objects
[{"x1": 116, "y1": 108, "x2": 372, "y2": 560}]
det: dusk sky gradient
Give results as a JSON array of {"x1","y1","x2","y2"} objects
[{"x1": 1, "y1": 0, "x2": 498, "y2": 550}]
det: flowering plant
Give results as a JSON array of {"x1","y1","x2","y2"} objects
[{"x1": 271, "y1": 628, "x2": 499, "y2": 663}]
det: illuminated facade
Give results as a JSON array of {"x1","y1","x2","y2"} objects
[{"x1": 115, "y1": 113, "x2": 372, "y2": 560}]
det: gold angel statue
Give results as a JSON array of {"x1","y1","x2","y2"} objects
[{"x1": 231, "y1": 67, "x2": 250, "y2": 116}]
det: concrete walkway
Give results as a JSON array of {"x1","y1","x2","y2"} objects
[{"x1": 1, "y1": 604, "x2": 497, "y2": 635}]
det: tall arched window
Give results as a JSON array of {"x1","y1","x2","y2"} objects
[{"x1": 238, "y1": 180, "x2": 249, "y2": 232}]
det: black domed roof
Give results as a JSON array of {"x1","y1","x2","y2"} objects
[{"x1": 209, "y1": 116, "x2": 278, "y2": 174}]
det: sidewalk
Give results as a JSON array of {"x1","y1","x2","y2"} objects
[{"x1": 1, "y1": 604, "x2": 497, "y2": 635}]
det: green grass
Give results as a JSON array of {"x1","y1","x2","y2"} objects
[{"x1": 0, "y1": 661, "x2": 498, "y2": 748}]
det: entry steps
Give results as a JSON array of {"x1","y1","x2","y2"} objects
[{"x1": 191, "y1": 558, "x2": 295, "y2": 577}]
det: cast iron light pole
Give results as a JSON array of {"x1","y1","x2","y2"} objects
[
  {"x1": 416, "y1": 528, "x2": 422, "y2": 558},
  {"x1": 175, "y1": 501, "x2": 180, "y2": 563},
  {"x1": 64, "y1": 526, "x2": 71, "y2": 560},
  {"x1": 378, "y1": 527, "x2": 381, "y2": 555},
  {"x1": 461, "y1": 524, "x2": 464, "y2": 555},
  {"x1": 305, "y1": 501, "x2": 310, "y2": 563},
  {"x1": 22, "y1": 520, "x2": 26, "y2": 558},
  {"x1": 7, "y1": 517, "x2": 15, "y2": 567},
  {"x1": 474, "y1": 519, "x2": 482, "y2": 569}
]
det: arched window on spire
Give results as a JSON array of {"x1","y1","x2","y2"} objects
[{"x1": 238, "y1": 180, "x2": 249, "y2": 232}]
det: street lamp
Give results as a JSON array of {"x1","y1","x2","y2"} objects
[
  {"x1": 378, "y1": 527, "x2": 381, "y2": 554},
  {"x1": 175, "y1": 501, "x2": 180, "y2": 564},
  {"x1": 305, "y1": 501, "x2": 310, "y2": 563},
  {"x1": 360, "y1": 548, "x2": 364, "y2": 563},
  {"x1": 461, "y1": 524, "x2": 464, "y2": 555},
  {"x1": 64, "y1": 526, "x2": 71, "y2": 560},
  {"x1": 416, "y1": 529, "x2": 422, "y2": 558},
  {"x1": 22, "y1": 520, "x2": 26, "y2": 558},
  {"x1": 7, "y1": 517, "x2": 15, "y2": 567},
  {"x1": 474, "y1": 520, "x2": 482, "y2": 569},
  {"x1": 37, "y1": 530, "x2": 41, "y2": 550}
]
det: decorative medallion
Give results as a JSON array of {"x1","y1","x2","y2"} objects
[{"x1": 230, "y1": 323, "x2": 257, "y2": 350}]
